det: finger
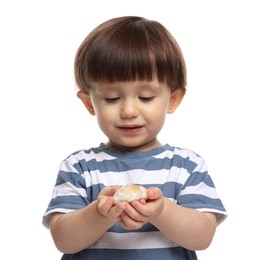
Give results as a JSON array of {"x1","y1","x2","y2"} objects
[
  {"x1": 98, "y1": 197, "x2": 126, "y2": 219},
  {"x1": 131, "y1": 200, "x2": 152, "y2": 217},
  {"x1": 138, "y1": 199, "x2": 147, "y2": 205},
  {"x1": 97, "y1": 197, "x2": 114, "y2": 216},
  {"x1": 147, "y1": 187, "x2": 162, "y2": 200},
  {"x1": 99, "y1": 187, "x2": 114, "y2": 196},
  {"x1": 109, "y1": 203, "x2": 126, "y2": 218},
  {"x1": 123, "y1": 203, "x2": 147, "y2": 222},
  {"x1": 112, "y1": 185, "x2": 121, "y2": 195},
  {"x1": 120, "y1": 211, "x2": 143, "y2": 230}
]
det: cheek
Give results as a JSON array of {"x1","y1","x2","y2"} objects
[
  {"x1": 154, "y1": 112, "x2": 167, "y2": 126},
  {"x1": 96, "y1": 109, "x2": 115, "y2": 127},
  {"x1": 147, "y1": 103, "x2": 168, "y2": 120},
  {"x1": 146, "y1": 109, "x2": 167, "y2": 131}
]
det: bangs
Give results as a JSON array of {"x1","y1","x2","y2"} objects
[{"x1": 75, "y1": 17, "x2": 186, "y2": 92}]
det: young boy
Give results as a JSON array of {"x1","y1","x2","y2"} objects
[{"x1": 43, "y1": 16, "x2": 227, "y2": 259}]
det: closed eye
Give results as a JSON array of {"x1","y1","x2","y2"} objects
[
  {"x1": 139, "y1": 96, "x2": 155, "y2": 102},
  {"x1": 104, "y1": 97, "x2": 120, "y2": 103}
]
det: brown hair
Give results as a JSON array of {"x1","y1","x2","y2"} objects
[{"x1": 74, "y1": 16, "x2": 187, "y2": 93}]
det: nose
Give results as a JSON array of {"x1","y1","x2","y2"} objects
[{"x1": 120, "y1": 99, "x2": 139, "y2": 119}]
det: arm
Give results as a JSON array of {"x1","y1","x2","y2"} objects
[
  {"x1": 119, "y1": 188, "x2": 217, "y2": 251},
  {"x1": 49, "y1": 186, "x2": 126, "y2": 254},
  {"x1": 150, "y1": 198, "x2": 217, "y2": 250}
]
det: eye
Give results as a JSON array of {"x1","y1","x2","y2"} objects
[
  {"x1": 139, "y1": 96, "x2": 155, "y2": 102},
  {"x1": 104, "y1": 97, "x2": 120, "y2": 103}
]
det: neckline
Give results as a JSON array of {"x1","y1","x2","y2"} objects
[{"x1": 97, "y1": 143, "x2": 172, "y2": 158}]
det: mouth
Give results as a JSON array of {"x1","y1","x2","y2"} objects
[{"x1": 118, "y1": 125, "x2": 143, "y2": 133}]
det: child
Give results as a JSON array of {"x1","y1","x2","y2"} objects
[{"x1": 43, "y1": 16, "x2": 227, "y2": 259}]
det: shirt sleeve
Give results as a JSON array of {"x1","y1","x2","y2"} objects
[
  {"x1": 42, "y1": 158, "x2": 89, "y2": 228},
  {"x1": 177, "y1": 155, "x2": 227, "y2": 225}
]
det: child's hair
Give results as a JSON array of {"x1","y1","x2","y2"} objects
[{"x1": 74, "y1": 16, "x2": 187, "y2": 93}]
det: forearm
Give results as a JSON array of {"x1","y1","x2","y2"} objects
[
  {"x1": 150, "y1": 198, "x2": 217, "y2": 250},
  {"x1": 50, "y1": 201, "x2": 116, "y2": 254}
]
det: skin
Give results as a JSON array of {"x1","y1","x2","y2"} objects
[{"x1": 49, "y1": 79, "x2": 217, "y2": 254}]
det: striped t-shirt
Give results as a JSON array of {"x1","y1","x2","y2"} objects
[{"x1": 43, "y1": 143, "x2": 227, "y2": 259}]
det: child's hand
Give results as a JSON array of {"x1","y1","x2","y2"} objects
[
  {"x1": 118, "y1": 187, "x2": 165, "y2": 230},
  {"x1": 97, "y1": 186, "x2": 127, "y2": 220}
]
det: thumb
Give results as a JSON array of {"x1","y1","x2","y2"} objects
[
  {"x1": 147, "y1": 187, "x2": 162, "y2": 200},
  {"x1": 100, "y1": 185, "x2": 120, "y2": 197}
]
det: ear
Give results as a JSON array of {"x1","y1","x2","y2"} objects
[
  {"x1": 77, "y1": 91, "x2": 96, "y2": 115},
  {"x1": 167, "y1": 89, "x2": 185, "y2": 114}
]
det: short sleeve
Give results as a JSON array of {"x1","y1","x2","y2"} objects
[
  {"x1": 42, "y1": 159, "x2": 89, "y2": 228},
  {"x1": 177, "y1": 156, "x2": 227, "y2": 225}
]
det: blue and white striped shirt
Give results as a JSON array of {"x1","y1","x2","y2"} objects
[{"x1": 43, "y1": 143, "x2": 227, "y2": 259}]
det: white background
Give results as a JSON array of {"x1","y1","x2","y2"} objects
[{"x1": 0, "y1": 0, "x2": 261, "y2": 259}]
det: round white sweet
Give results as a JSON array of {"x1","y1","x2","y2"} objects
[{"x1": 113, "y1": 184, "x2": 147, "y2": 204}]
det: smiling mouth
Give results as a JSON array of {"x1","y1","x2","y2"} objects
[{"x1": 118, "y1": 125, "x2": 143, "y2": 133}]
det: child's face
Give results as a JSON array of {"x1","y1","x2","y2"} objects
[{"x1": 79, "y1": 79, "x2": 182, "y2": 152}]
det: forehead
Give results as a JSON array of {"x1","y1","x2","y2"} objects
[{"x1": 90, "y1": 80, "x2": 167, "y2": 94}]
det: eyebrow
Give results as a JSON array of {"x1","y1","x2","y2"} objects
[
  {"x1": 97, "y1": 81, "x2": 160, "y2": 88},
  {"x1": 92, "y1": 80, "x2": 164, "y2": 96},
  {"x1": 136, "y1": 82, "x2": 163, "y2": 93}
]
